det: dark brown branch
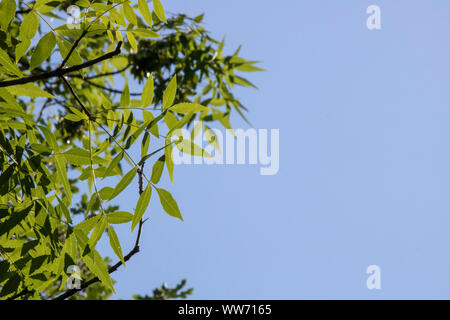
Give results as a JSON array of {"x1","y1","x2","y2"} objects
[
  {"x1": 53, "y1": 244, "x2": 141, "y2": 300},
  {"x1": 16, "y1": 9, "x2": 31, "y2": 15},
  {"x1": 53, "y1": 163, "x2": 147, "y2": 301},
  {"x1": 0, "y1": 42, "x2": 123, "y2": 88}
]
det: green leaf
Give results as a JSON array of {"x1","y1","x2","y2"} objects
[
  {"x1": 0, "y1": 205, "x2": 31, "y2": 237},
  {"x1": 132, "y1": 184, "x2": 152, "y2": 231},
  {"x1": 107, "y1": 211, "x2": 133, "y2": 224},
  {"x1": 153, "y1": 0, "x2": 167, "y2": 23},
  {"x1": 0, "y1": 0, "x2": 16, "y2": 30},
  {"x1": 155, "y1": 187, "x2": 183, "y2": 221},
  {"x1": 88, "y1": 215, "x2": 107, "y2": 249},
  {"x1": 165, "y1": 139, "x2": 174, "y2": 183},
  {"x1": 15, "y1": 39, "x2": 30, "y2": 63},
  {"x1": 141, "y1": 73, "x2": 154, "y2": 107},
  {"x1": 30, "y1": 32, "x2": 56, "y2": 70},
  {"x1": 107, "y1": 224, "x2": 125, "y2": 266},
  {"x1": 120, "y1": 82, "x2": 130, "y2": 108},
  {"x1": 19, "y1": 11, "x2": 39, "y2": 40},
  {"x1": 74, "y1": 229, "x2": 115, "y2": 293},
  {"x1": 75, "y1": 215, "x2": 100, "y2": 234},
  {"x1": 64, "y1": 113, "x2": 83, "y2": 122},
  {"x1": 90, "y1": 2, "x2": 110, "y2": 11},
  {"x1": 193, "y1": 13, "x2": 204, "y2": 23},
  {"x1": 99, "y1": 186, "x2": 114, "y2": 200},
  {"x1": 39, "y1": 125, "x2": 59, "y2": 151},
  {"x1": 143, "y1": 110, "x2": 159, "y2": 137},
  {"x1": 170, "y1": 103, "x2": 207, "y2": 114},
  {"x1": 162, "y1": 76, "x2": 177, "y2": 109},
  {"x1": 164, "y1": 112, "x2": 178, "y2": 130},
  {"x1": 150, "y1": 155, "x2": 164, "y2": 184},
  {"x1": 110, "y1": 7, "x2": 126, "y2": 26},
  {"x1": 7, "y1": 83, "x2": 55, "y2": 98},
  {"x1": 233, "y1": 75, "x2": 257, "y2": 88},
  {"x1": 62, "y1": 147, "x2": 107, "y2": 166},
  {"x1": 57, "y1": 196, "x2": 72, "y2": 223},
  {"x1": 138, "y1": 0, "x2": 152, "y2": 26},
  {"x1": 69, "y1": 106, "x2": 89, "y2": 120},
  {"x1": 0, "y1": 274, "x2": 21, "y2": 298},
  {"x1": 64, "y1": 233, "x2": 78, "y2": 263},
  {"x1": 127, "y1": 31, "x2": 138, "y2": 52},
  {"x1": 108, "y1": 166, "x2": 137, "y2": 201},
  {"x1": 0, "y1": 49, "x2": 23, "y2": 77},
  {"x1": 30, "y1": 143, "x2": 52, "y2": 155},
  {"x1": 34, "y1": 0, "x2": 63, "y2": 13},
  {"x1": 122, "y1": 3, "x2": 137, "y2": 25},
  {"x1": 75, "y1": 0, "x2": 89, "y2": 7},
  {"x1": 57, "y1": 37, "x2": 83, "y2": 66},
  {"x1": 176, "y1": 138, "x2": 213, "y2": 158},
  {"x1": 141, "y1": 131, "x2": 150, "y2": 159},
  {"x1": 102, "y1": 152, "x2": 123, "y2": 181},
  {"x1": 131, "y1": 29, "x2": 160, "y2": 38},
  {"x1": 54, "y1": 154, "x2": 72, "y2": 205}
]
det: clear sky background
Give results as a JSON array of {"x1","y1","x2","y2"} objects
[{"x1": 93, "y1": 0, "x2": 450, "y2": 299}]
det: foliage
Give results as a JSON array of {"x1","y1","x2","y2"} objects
[
  {"x1": 0, "y1": 0, "x2": 260, "y2": 300},
  {"x1": 133, "y1": 279, "x2": 193, "y2": 300}
]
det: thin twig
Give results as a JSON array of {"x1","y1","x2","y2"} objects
[
  {"x1": 60, "y1": 76, "x2": 92, "y2": 119},
  {"x1": 60, "y1": 30, "x2": 88, "y2": 69}
]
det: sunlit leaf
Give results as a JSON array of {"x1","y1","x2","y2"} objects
[
  {"x1": 150, "y1": 155, "x2": 164, "y2": 184},
  {"x1": 162, "y1": 76, "x2": 177, "y2": 109},
  {"x1": 153, "y1": 0, "x2": 167, "y2": 23},
  {"x1": 107, "y1": 211, "x2": 133, "y2": 224},
  {"x1": 138, "y1": 0, "x2": 152, "y2": 26},
  {"x1": 170, "y1": 103, "x2": 207, "y2": 114},
  {"x1": 30, "y1": 32, "x2": 56, "y2": 71},
  {"x1": 142, "y1": 73, "x2": 154, "y2": 107},
  {"x1": 108, "y1": 224, "x2": 125, "y2": 266},
  {"x1": 155, "y1": 187, "x2": 183, "y2": 221},
  {"x1": 132, "y1": 184, "x2": 151, "y2": 231},
  {"x1": 108, "y1": 166, "x2": 137, "y2": 201}
]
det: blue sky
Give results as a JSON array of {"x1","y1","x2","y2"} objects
[{"x1": 94, "y1": 0, "x2": 450, "y2": 299}]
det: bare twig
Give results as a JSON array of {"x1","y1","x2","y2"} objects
[{"x1": 60, "y1": 76, "x2": 92, "y2": 119}]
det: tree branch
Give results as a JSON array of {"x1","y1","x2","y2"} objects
[
  {"x1": 60, "y1": 30, "x2": 88, "y2": 69},
  {"x1": 52, "y1": 244, "x2": 141, "y2": 300},
  {"x1": 0, "y1": 42, "x2": 123, "y2": 88},
  {"x1": 53, "y1": 163, "x2": 148, "y2": 301}
]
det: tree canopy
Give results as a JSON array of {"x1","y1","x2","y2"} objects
[{"x1": 0, "y1": 0, "x2": 261, "y2": 300}]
